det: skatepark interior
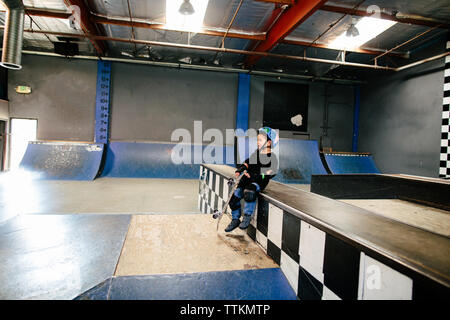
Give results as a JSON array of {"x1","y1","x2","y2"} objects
[{"x1": 0, "y1": 0, "x2": 449, "y2": 301}]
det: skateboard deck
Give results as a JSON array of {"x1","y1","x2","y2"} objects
[
  {"x1": 212, "y1": 171, "x2": 246, "y2": 231},
  {"x1": 199, "y1": 167, "x2": 208, "y2": 201}
]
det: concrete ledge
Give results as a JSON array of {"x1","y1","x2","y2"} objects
[
  {"x1": 311, "y1": 174, "x2": 450, "y2": 211},
  {"x1": 199, "y1": 164, "x2": 450, "y2": 300}
]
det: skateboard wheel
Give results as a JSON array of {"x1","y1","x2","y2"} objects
[{"x1": 212, "y1": 210, "x2": 219, "y2": 219}]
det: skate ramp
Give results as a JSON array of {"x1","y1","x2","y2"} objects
[
  {"x1": 74, "y1": 214, "x2": 295, "y2": 300},
  {"x1": 0, "y1": 214, "x2": 131, "y2": 299},
  {"x1": 101, "y1": 141, "x2": 235, "y2": 179},
  {"x1": 323, "y1": 153, "x2": 381, "y2": 174},
  {"x1": 75, "y1": 269, "x2": 297, "y2": 300},
  {"x1": 236, "y1": 137, "x2": 327, "y2": 184},
  {"x1": 1, "y1": 212, "x2": 296, "y2": 300},
  {"x1": 19, "y1": 141, "x2": 104, "y2": 180}
]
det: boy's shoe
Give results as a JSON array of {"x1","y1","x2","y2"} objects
[
  {"x1": 225, "y1": 219, "x2": 241, "y2": 232},
  {"x1": 239, "y1": 215, "x2": 252, "y2": 230}
]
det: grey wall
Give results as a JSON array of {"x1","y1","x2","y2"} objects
[
  {"x1": 7, "y1": 54, "x2": 356, "y2": 151},
  {"x1": 249, "y1": 76, "x2": 355, "y2": 151},
  {"x1": 8, "y1": 55, "x2": 97, "y2": 141},
  {"x1": 7, "y1": 48, "x2": 448, "y2": 178},
  {"x1": 359, "y1": 39, "x2": 446, "y2": 177},
  {"x1": 7, "y1": 55, "x2": 238, "y2": 144},
  {"x1": 110, "y1": 63, "x2": 237, "y2": 144}
]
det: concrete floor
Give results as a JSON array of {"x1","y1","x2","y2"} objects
[
  {"x1": 115, "y1": 214, "x2": 277, "y2": 276},
  {"x1": 0, "y1": 174, "x2": 280, "y2": 299},
  {"x1": 0, "y1": 214, "x2": 131, "y2": 299},
  {"x1": 340, "y1": 199, "x2": 450, "y2": 237},
  {"x1": 0, "y1": 172, "x2": 199, "y2": 223},
  {"x1": 1, "y1": 172, "x2": 448, "y2": 299}
]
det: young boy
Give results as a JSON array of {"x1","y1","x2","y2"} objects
[{"x1": 225, "y1": 127, "x2": 279, "y2": 232}]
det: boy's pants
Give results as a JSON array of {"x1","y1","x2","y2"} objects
[{"x1": 230, "y1": 183, "x2": 260, "y2": 220}]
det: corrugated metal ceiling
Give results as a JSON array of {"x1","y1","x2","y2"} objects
[
  {"x1": 326, "y1": 0, "x2": 450, "y2": 21},
  {"x1": 0, "y1": 0, "x2": 448, "y2": 80}
]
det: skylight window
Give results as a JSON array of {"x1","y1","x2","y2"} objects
[
  {"x1": 166, "y1": 0, "x2": 209, "y2": 32},
  {"x1": 328, "y1": 17, "x2": 397, "y2": 51}
]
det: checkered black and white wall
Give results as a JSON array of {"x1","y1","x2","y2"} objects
[
  {"x1": 198, "y1": 166, "x2": 231, "y2": 215},
  {"x1": 199, "y1": 165, "x2": 448, "y2": 300},
  {"x1": 440, "y1": 36, "x2": 450, "y2": 178}
]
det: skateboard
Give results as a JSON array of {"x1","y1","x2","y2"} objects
[
  {"x1": 199, "y1": 167, "x2": 208, "y2": 201},
  {"x1": 212, "y1": 170, "x2": 246, "y2": 231}
]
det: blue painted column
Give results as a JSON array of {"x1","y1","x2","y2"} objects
[
  {"x1": 94, "y1": 61, "x2": 112, "y2": 144},
  {"x1": 236, "y1": 73, "x2": 250, "y2": 134},
  {"x1": 352, "y1": 85, "x2": 360, "y2": 152}
]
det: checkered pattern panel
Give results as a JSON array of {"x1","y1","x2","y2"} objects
[
  {"x1": 440, "y1": 36, "x2": 450, "y2": 178},
  {"x1": 247, "y1": 200, "x2": 424, "y2": 300},
  {"x1": 198, "y1": 166, "x2": 230, "y2": 216},
  {"x1": 199, "y1": 165, "x2": 447, "y2": 300}
]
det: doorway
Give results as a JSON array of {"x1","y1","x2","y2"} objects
[{"x1": 9, "y1": 118, "x2": 37, "y2": 170}]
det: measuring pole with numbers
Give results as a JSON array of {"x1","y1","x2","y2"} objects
[{"x1": 94, "y1": 61, "x2": 112, "y2": 144}]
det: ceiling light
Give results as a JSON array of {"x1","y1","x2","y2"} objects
[
  {"x1": 179, "y1": 0, "x2": 195, "y2": 15},
  {"x1": 328, "y1": 17, "x2": 396, "y2": 51},
  {"x1": 166, "y1": 0, "x2": 209, "y2": 32},
  {"x1": 346, "y1": 19, "x2": 359, "y2": 37}
]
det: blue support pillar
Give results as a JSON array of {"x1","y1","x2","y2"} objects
[
  {"x1": 352, "y1": 85, "x2": 360, "y2": 152},
  {"x1": 236, "y1": 73, "x2": 250, "y2": 134},
  {"x1": 95, "y1": 61, "x2": 112, "y2": 144}
]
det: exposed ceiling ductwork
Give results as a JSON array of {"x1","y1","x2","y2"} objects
[
  {"x1": 1, "y1": 0, "x2": 24, "y2": 70},
  {"x1": 0, "y1": 0, "x2": 447, "y2": 80}
]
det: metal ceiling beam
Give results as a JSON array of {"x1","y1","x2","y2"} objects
[
  {"x1": 282, "y1": 38, "x2": 409, "y2": 58},
  {"x1": 11, "y1": 26, "x2": 449, "y2": 73},
  {"x1": 220, "y1": 0, "x2": 244, "y2": 48},
  {"x1": 1, "y1": 8, "x2": 266, "y2": 40},
  {"x1": 212, "y1": 0, "x2": 245, "y2": 65},
  {"x1": 244, "y1": 0, "x2": 328, "y2": 68},
  {"x1": 13, "y1": 44, "x2": 447, "y2": 74},
  {"x1": 62, "y1": 0, "x2": 106, "y2": 55},
  {"x1": 125, "y1": 0, "x2": 137, "y2": 53},
  {"x1": 373, "y1": 25, "x2": 441, "y2": 61},
  {"x1": 395, "y1": 51, "x2": 449, "y2": 71},
  {"x1": 245, "y1": 3, "x2": 287, "y2": 52},
  {"x1": 7, "y1": 26, "x2": 395, "y2": 71},
  {"x1": 16, "y1": 49, "x2": 367, "y2": 85},
  {"x1": 18, "y1": 5, "x2": 450, "y2": 30},
  {"x1": 91, "y1": 15, "x2": 266, "y2": 41},
  {"x1": 321, "y1": 4, "x2": 450, "y2": 29}
]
